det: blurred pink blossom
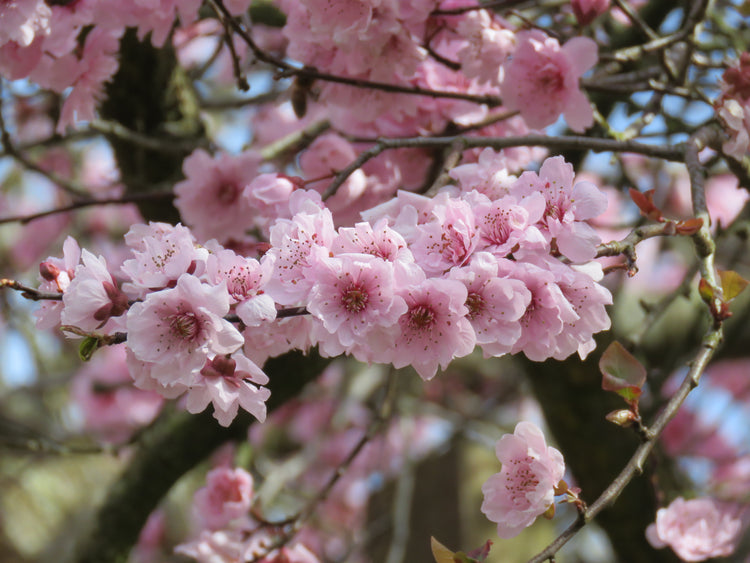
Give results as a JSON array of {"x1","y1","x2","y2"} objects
[{"x1": 646, "y1": 497, "x2": 744, "y2": 561}]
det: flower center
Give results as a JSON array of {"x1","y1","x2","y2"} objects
[
  {"x1": 408, "y1": 304, "x2": 436, "y2": 329},
  {"x1": 466, "y1": 292, "x2": 484, "y2": 320},
  {"x1": 537, "y1": 63, "x2": 564, "y2": 93},
  {"x1": 216, "y1": 183, "x2": 239, "y2": 205},
  {"x1": 341, "y1": 285, "x2": 369, "y2": 313},
  {"x1": 170, "y1": 311, "x2": 201, "y2": 341}
]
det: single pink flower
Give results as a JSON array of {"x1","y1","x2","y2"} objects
[
  {"x1": 448, "y1": 252, "x2": 530, "y2": 358},
  {"x1": 481, "y1": 421, "x2": 565, "y2": 538},
  {"x1": 185, "y1": 352, "x2": 270, "y2": 426},
  {"x1": 513, "y1": 155, "x2": 607, "y2": 262},
  {"x1": 193, "y1": 466, "x2": 254, "y2": 530},
  {"x1": 121, "y1": 222, "x2": 209, "y2": 299},
  {"x1": 126, "y1": 274, "x2": 243, "y2": 387},
  {"x1": 571, "y1": 0, "x2": 610, "y2": 26},
  {"x1": 646, "y1": 497, "x2": 744, "y2": 562},
  {"x1": 71, "y1": 345, "x2": 163, "y2": 443},
  {"x1": 390, "y1": 277, "x2": 475, "y2": 380},
  {"x1": 307, "y1": 253, "x2": 407, "y2": 357},
  {"x1": 61, "y1": 250, "x2": 129, "y2": 333},
  {"x1": 175, "y1": 149, "x2": 263, "y2": 242},
  {"x1": 502, "y1": 30, "x2": 597, "y2": 132}
]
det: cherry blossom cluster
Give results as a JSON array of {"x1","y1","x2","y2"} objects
[
  {"x1": 0, "y1": 0, "x2": 247, "y2": 134},
  {"x1": 34, "y1": 149, "x2": 612, "y2": 426},
  {"x1": 717, "y1": 52, "x2": 750, "y2": 161},
  {"x1": 36, "y1": 226, "x2": 273, "y2": 427},
  {"x1": 279, "y1": 0, "x2": 598, "y2": 134}
]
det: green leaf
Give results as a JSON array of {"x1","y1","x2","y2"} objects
[
  {"x1": 600, "y1": 341, "x2": 646, "y2": 404},
  {"x1": 78, "y1": 336, "x2": 99, "y2": 362},
  {"x1": 719, "y1": 270, "x2": 749, "y2": 301}
]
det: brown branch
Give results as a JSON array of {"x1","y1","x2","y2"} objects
[
  {"x1": 0, "y1": 85, "x2": 89, "y2": 199},
  {"x1": 527, "y1": 123, "x2": 726, "y2": 563},
  {"x1": 0, "y1": 191, "x2": 174, "y2": 226},
  {"x1": 526, "y1": 324, "x2": 723, "y2": 563},
  {"x1": 209, "y1": 0, "x2": 502, "y2": 107},
  {"x1": 0, "y1": 279, "x2": 62, "y2": 301},
  {"x1": 322, "y1": 134, "x2": 686, "y2": 199}
]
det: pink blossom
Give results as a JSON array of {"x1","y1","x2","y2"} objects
[
  {"x1": 513, "y1": 155, "x2": 607, "y2": 262},
  {"x1": 410, "y1": 194, "x2": 480, "y2": 275},
  {"x1": 646, "y1": 497, "x2": 744, "y2": 561},
  {"x1": 455, "y1": 10, "x2": 515, "y2": 86},
  {"x1": 390, "y1": 277, "x2": 475, "y2": 380},
  {"x1": 502, "y1": 30, "x2": 597, "y2": 132},
  {"x1": 306, "y1": 253, "x2": 407, "y2": 357},
  {"x1": 34, "y1": 236, "x2": 81, "y2": 330},
  {"x1": 450, "y1": 148, "x2": 517, "y2": 200},
  {"x1": 204, "y1": 245, "x2": 276, "y2": 327},
  {"x1": 481, "y1": 421, "x2": 565, "y2": 538},
  {"x1": 121, "y1": 222, "x2": 208, "y2": 299},
  {"x1": 56, "y1": 28, "x2": 123, "y2": 134},
  {"x1": 501, "y1": 260, "x2": 579, "y2": 362},
  {"x1": 126, "y1": 274, "x2": 244, "y2": 387},
  {"x1": 530, "y1": 256, "x2": 612, "y2": 360},
  {"x1": 185, "y1": 352, "x2": 270, "y2": 426},
  {"x1": 265, "y1": 196, "x2": 336, "y2": 306},
  {"x1": 448, "y1": 252, "x2": 530, "y2": 358},
  {"x1": 71, "y1": 345, "x2": 163, "y2": 443},
  {"x1": 571, "y1": 0, "x2": 610, "y2": 26},
  {"x1": 61, "y1": 250, "x2": 129, "y2": 333},
  {"x1": 175, "y1": 149, "x2": 263, "y2": 242},
  {"x1": 332, "y1": 218, "x2": 413, "y2": 263},
  {"x1": 0, "y1": 0, "x2": 50, "y2": 48},
  {"x1": 474, "y1": 192, "x2": 546, "y2": 257},
  {"x1": 193, "y1": 466, "x2": 254, "y2": 529}
]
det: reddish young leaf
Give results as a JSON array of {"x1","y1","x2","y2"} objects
[
  {"x1": 466, "y1": 540, "x2": 493, "y2": 562},
  {"x1": 629, "y1": 188, "x2": 663, "y2": 222},
  {"x1": 698, "y1": 278, "x2": 715, "y2": 303},
  {"x1": 599, "y1": 341, "x2": 647, "y2": 406},
  {"x1": 674, "y1": 217, "x2": 704, "y2": 235}
]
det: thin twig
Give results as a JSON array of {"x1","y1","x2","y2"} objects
[
  {"x1": 0, "y1": 191, "x2": 174, "y2": 226},
  {"x1": 0, "y1": 279, "x2": 62, "y2": 301},
  {"x1": 0, "y1": 86, "x2": 89, "y2": 199},
  {"x1": 526, "y1": 324, "x2": 723, "y2": 563},
  {"x1": 323, "y1": 133, "x2": 686, "y2": 199},
  {"x1": 209, "y1": 0, "x2": 502, "y2": 107}
]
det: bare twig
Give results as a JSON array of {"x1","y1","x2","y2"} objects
[
  {"x1": 323, "y1": 133, "x2": 686, "y2": 199},
  {"x1": 209, "y1": 0, "x2": 502, "y2": 107},
  {"x1": 0, "y1": 191, "x2": 174, "y2": 226},
  {"x1": 0, "y1": 279, "x2": 62, "y2": 301},
  {"x1": 0, "y1": 86, "x2": 89, "y2": 199}
]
